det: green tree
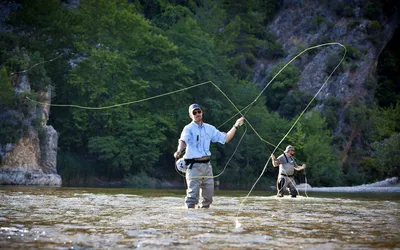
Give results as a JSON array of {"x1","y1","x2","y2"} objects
[
  {"x1": 368, "y1": 102, "x2": 400, "y2": 140},
  {"x1": 28, "y1": 52, "x2": 51, "y2": 92},
  {"x1": 376, "y1": 49, "x2": 399, "y2": 107},
  {"x1": 361, "y1": 103, "x2": 400, "y2": 181},
  {"x1": 369, "y1": 134, "x2": 400, "y2": 178},
  {"x1": 288, "y1": 111, "x2": 340, "y2": 186},
  {"x1": 279, "y1": 90, "x2": 314, "y2": 120},
  {"x1": 264, "y1": 64, "x2": 300, "y2": 112},
  {"x1": 322, "y1": 96, "x2": 341, "y2": 130},
  {"x1": 55, "y1": 0, "x2": 193, "y2": 180},
  {"x1": 8, "y1": 0, "x2": 76, "y2": 55},
  {"x1": 196, "y1": 0, "x2": 283, "y2": 79},
  {"x1": 88, "y1": 114, "x2": 172, "y2": 178}
]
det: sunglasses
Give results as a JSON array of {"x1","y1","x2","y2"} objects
[{"x1": 192, "y1": 110, "x2": 202, "y2": 115}]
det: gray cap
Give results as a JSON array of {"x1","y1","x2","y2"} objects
[{"x1": 188, "y1": 104, "x2": 202, "y2": 114}]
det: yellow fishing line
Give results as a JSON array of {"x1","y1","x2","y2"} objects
[
  {"x1": 23, "y1": 43, "x2": 346, "y2": 218},
  {"x1": 11, "y1": 53, "x2": 64, "y2": 75},
  {"x1": 27, "y1": 80, "x2": 211, "y2": 109}
]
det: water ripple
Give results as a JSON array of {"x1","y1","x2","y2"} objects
[{"x1": 0, "y1": 187, "x2": 399, "y2": 249}]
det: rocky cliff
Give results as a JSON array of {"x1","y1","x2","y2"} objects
[
  {"x1": 256, "y1": 0, "x2": 399, "y2": 165},
  {"x1": 0, "y1": 72, "x2": 61, "y2": 186}
]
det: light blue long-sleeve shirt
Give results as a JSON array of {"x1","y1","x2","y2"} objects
[{"x1": 179, "y1": 121, "x2": 227, "y2": 159}]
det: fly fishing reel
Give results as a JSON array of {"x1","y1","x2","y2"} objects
[{"x1": 175, "y1": 158, "x2": 187, "y2": 173}]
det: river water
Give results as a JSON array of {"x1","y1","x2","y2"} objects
[{"x1": 1, "y1": 186, "x2": 399, "y2": 249}]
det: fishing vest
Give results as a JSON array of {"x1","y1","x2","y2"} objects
[{"x1": 278, "y1": 154, "x2": 295, "y2": 176}]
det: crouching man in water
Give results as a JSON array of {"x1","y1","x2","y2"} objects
[
  {"x1": 174, "y1": 104, "x2": 244, "y2": 209},
  {"x1": 271, "y1": 145, "x2": 306, "y2": 198}
]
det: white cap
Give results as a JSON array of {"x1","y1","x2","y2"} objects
[{"x1": 284, "y1": 145, "x2": 294, "y2": 153}]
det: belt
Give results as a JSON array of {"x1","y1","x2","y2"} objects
[
  {"x1": 281, "y1": 174, "x2": 293, "y2": 177},
  {"x1": 185, "y1": 158, "x2": 210, "y2": 169}
]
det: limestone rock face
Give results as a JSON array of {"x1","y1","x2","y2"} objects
[
  {"x1": 0, "y1": 73, "x2": 61, "y2": 186},
  {"x1": 0, "y1": 130, "x2": 61, "y2": 185},
  {"x1": 264, "y1": 1, "x2": 397, "y2": 103},
  {"x1": 253, "y1": 0, "x2": 399, "y2": 166},
  {"x1": 40, "y1": 125, "x2": 59, "y2": 175}
]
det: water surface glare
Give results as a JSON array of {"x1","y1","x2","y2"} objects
[{"x1": 1, "y1": 186, "x2": 399, "y2": 249}]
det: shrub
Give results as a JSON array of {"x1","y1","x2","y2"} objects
[
  {"x1": 343, "y1": 100, "x2": 368, "y2": 127},
  {"x1": 343, "y1": 6, "x2": 354, "y2": 17},
  {"x1": 335, "y1": 3, "x2": 354, "y2": 17},
  {"x1": 57, "y1": 151, "x2": 96, "y2": 186},
  {"x1": 364, "y1": 75, "x2": 377, "y2": 90},
  {"x1": 347, "y1": 21, "x2": 360, "y2": 30},
  {"x1": 265, "y1": 64, "x2": 300, "y2": 111},
  {"x1": 345, "y1": 45, "x2": 362, "y2": 61},
  {"x1": 0, "y1": 67, "x2": 13, "y2": 107},
  {"x1": 28, "y1": 52, "x2": 51, "y2": 92},
  {"x1": 365, "y1": 2, "x2": 382, "y2": 20},
  {"x1": 323, "y1": 96, "x2": 341, "y2": 130},
  {"x1": 279, "y1": 90, "x2": 314, "y2": 119},
  {"x1": 313, "y1": 16, "x2": 326, "y2": 25},
  {"x1": 367, "y1": 20, "x2": 382, "y2": 35},
  {"x1": 350, "y1": 63, "x2": 359, "y2": 72},
  {"x1": 124, "y1": 172, "x2": 158, "y2": 188},
  {"x1": 325, "y1": 53, "x2": 343, "y2": 74}
]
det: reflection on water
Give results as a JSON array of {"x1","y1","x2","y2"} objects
[{"x1": 1, "y1": 186, "x2": 399, "y2": 249}]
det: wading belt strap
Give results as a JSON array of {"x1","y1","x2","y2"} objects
[
  {"x1": 185, "y1": 158, "x2": 210, "y2": 169},
  {"x1": 281, "y1": 173, "x2": 294, "y2": 177}
]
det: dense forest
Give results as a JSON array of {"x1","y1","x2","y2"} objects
[{"x1": 0, "y1": 0, "x2": 399, "y2": 188}]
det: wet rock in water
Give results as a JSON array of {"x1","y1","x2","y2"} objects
[
  {"x1": 301, "y1": 177, "x2": 400, "y2": 192},
  {"x1": 296, "y1": 183, "x2": 312, "y2": 189},
  {"x1": 0, "y1": 168, "x2": 61, "y2": 186}
]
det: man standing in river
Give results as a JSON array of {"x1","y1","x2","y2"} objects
[
  {"x1": 174, "y1": 104, "x2": 244, "y2": 208},
  {"x1": 271, "y1": 145, "x2": 306, "y2": 198}
]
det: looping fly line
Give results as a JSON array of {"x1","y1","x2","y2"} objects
[
  {"x1": 24, "y1": 43, "x2": 347, "y2": 222},
  {"x1": 11, "y1": 53, "x2": 64, "y2": 75}
]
